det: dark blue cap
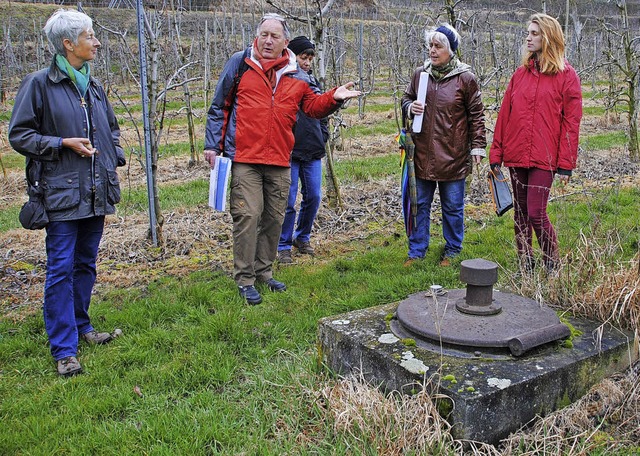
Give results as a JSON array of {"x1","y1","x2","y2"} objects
[{"x1": 435, "y1": 25, "x2": 459, "y2": 52}]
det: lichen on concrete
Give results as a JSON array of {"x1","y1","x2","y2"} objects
[
  {"x1": 400, "y1": 351, "x2": 429, "y2": 374},
  {"x1": 487, "y1": 377, "x2": 512, "y2": 389},
  {"x1": 378, "y1": 333, "x2": 399, "y2": 344}
]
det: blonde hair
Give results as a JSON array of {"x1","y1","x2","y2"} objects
[{"x1": 521, "y1": 13, "x2": 565, "y2": 74}]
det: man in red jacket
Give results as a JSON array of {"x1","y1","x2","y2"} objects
[{"x1": 204, "y1": 13, "x2": 360, "y2": 305}]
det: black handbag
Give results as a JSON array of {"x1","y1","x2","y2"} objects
[
  {"x1": 18, "y1": 160, "x2": 49, "y2": 230},
  {"x1": 487, "y1": 167, "x2": 513, "y2": 216}
]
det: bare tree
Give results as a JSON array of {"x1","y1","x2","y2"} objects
[{"x1": 600, "y1": 1, "x2": 640, "y2": 161}]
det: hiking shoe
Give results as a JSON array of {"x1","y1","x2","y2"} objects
[
  {"x1": 238, "y1": 285, "x2": 262, "y2": 305},
  {"x1": 278, "y1": 249, "x2": 293, "y2": 264},
  {"x1": 57, "y1": 356, "x2": 82, "y2": 377},
  {"x1": 260, "y1": 278, "x2": 287, "y2": 292},
  {"x1": 440, "y1": 255, "x2": 459, "y2": 267},
  {"x1": 293, "y1": 238, "x2": 315, "y2": 255},
  {"x1": 81, "y1": 330, "x2": 113, "y2": 345},
  {"x1": 439, "y1": 257, "x2": 451, "y2": 267},
  {"x1": 403, "y1": 257, "x2": 420, "y2": 267}
]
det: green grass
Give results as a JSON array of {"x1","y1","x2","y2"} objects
[
  {"x1": 342, "y1": 119, "x2": 397, "y2": 137},
  {"x1": 0, "y1": 232, "x2": 462, "y2": 454},
  {"x1": 1, "y1": 181, "x2": 638, "y2": 453},
  {"x1": 343, "y1": 102, "x2": 396, "y2": 114},
  {"x1": 0, "y1": 206, "x2": 21, "y2": 232},
  {"x1": 119, "y1": 178, "x2": 209, "y2": 213},
  {"x1": 1, "y1": 7, "x2": 638, "y2": 451},
  {"x1": 334, "y1": 153, "x2": 400, "y2": 181},
  {"x1": 0, "y1": 151, "x2": 26, "y2": 169},
  {"x1": 580, "y1": 131, "x2": 628, "y2": 150}
]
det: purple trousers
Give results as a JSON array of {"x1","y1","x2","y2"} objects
[{"x1": 509, "y1": 167, "x2": 558, "y2": 269}]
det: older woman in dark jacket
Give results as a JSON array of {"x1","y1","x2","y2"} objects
[
  {"x1": 9, "y1": 9, "x2": 125, "y2": 376},
  {"x1": 401, "y1": 23, "x2": 486, "y2": 266}
]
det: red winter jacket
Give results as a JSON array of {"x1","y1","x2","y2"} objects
[
  {"x1": 206, "y1": 47, "x2": 339, "y2": 168},
  {"x1": 489, "y1": 60, "x2": 582, "y2": 173}
]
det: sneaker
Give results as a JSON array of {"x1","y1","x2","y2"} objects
[
  {"x1": 238, "y1": 285, "x2": 262, "y2": 305},
  {"x1": 293, "y1": 238, "x2": 315, "y2": 255},
  {"x1": 81, "y1": 330, "x2": 113, "y2": 345},
  {"x1": 278, "y1": 249, "x2": 293, "y2": 264},
  {"x1": 57, "y1": 356, "x2": 82, "y2": 377},
  {"x1": 260, "y1": 278, "x2": 287, "y2": 292}
]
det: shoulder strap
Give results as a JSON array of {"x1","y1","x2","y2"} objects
[{"x1": 224, "y1": 47, "x2": 251, "y2": 111}]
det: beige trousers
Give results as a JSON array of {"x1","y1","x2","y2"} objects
[{"x1": 230, "y1": 162, "x2": 291, "y2": 286}]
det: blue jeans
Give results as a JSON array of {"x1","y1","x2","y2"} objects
[
  {"x1": 278, "y1": 158, "x2": 322, "y2": 250},
  {"x1": 43, "y1": 216, "x2": 105, "y2": 361},
  {"x1": 407, "y1": 178, "x2": 465, "y2": 259}
]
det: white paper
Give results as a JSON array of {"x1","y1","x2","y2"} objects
[
  {"x1": 208, "y1": 156, "x2": 231, "y2": 211},
  {"x1": 412, "y1": 72, "x2": 429, "y2": 134}
]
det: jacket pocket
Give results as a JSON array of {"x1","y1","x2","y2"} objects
[
  {"x1": 43, "y1": 172, "x2": 79, "y2": 211},
  {"x1": 107, "y1": 170, "x2": 121, "y2": 205}
]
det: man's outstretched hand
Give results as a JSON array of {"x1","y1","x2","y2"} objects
[{"x1": 334, "y1": 82, "x2": 362, "y2": 101}]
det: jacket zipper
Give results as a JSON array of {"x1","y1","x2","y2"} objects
[{"x1": 78, "y1": 89, "x2": 96, "y2": 193}]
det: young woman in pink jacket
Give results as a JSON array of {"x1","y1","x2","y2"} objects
[{"x1": 489, "y1": 13, "x2": 582, "y2": 274}]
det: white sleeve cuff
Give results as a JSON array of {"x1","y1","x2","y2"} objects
[{"x1": 470, "y1": 148, "x2": 486, "y2": 157}]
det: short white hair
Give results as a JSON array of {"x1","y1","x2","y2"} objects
[
  {"x1": 257, "y1": 13, "x2": 291, "y2": 40},
  {"x1": 43, "y1": 9, "x2": 92, "y2": 55}
]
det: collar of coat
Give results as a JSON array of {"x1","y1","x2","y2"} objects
[
  {"x1": 249, "y1": 46, "x2": 298, "y2": 75},
  {"x1": 421, "y1": 59, "x2": 472, "y2": 80},
  {"x1": 46, "y1": 55, "x2": 96, "y2": 88}
]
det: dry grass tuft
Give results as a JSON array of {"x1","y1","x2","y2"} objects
[
  {"x1": 316, "y1": 364, "x2": 639, "y2": 455},
  {"x1": 588, "y1": 255, "x2": 640, "y2": 330},
  {"x1": 500, "y1": 361, "x2": 640, "y2": 455},
  {"x1": 319, "y1": 374, "x2": 501, "y2": 455}
]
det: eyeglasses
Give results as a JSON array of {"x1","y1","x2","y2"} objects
[{"x1": 259, "y1": 13, "x2": 290, "y2": 38}]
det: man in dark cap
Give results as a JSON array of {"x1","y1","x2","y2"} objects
[{"x1": 277, "y1": 36, "x2": 328, "y2": 264}]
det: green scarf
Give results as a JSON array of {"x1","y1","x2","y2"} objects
[
  {"x1": 430, "y1": 56, "x2": 458, "y2": 81},
  {"x1": 55, "y1": 54, "x2": 90, "y2": 96}
]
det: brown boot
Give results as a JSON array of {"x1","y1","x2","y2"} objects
[
  {"x1": 277, "y1": 249, "x2": 293, "y2": 264},
  {"x1": 81, "y1": 330, "x2": 113, "y2": 345},
  {"x1": 57, "y1": 356, "x2": 82, "y2": 377},
  {"x1": 293, "y1": 238, "x2": 315, "y2": 255}
]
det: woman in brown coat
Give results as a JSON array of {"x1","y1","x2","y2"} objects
[{"x1": 401, "y1": 23, "x2": 486, "y2": 266}]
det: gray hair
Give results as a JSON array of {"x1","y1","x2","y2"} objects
[
  {"x1": 257, "y1": 13, "x2": 291, "y2": 40},
  {"x1": 425, "y1": 23, "x2": 461, "y2": 58},
  {"x1": 43, "y1": 9, "x2": 93, "y2": 55}
]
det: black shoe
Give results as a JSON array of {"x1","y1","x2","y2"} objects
[
  {"x1": 261, "y1": 278, "x2": 287, "y2": 292},
  {"x1": 238, "y1": 285, "x2": 262, "y2": 305}
]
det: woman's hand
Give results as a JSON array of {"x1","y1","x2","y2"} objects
[
  {"x1": 62, "y1": 137, "x2": 97, "y2": 158},
  {"x1": 410, "y1": 100, "x2": 425, "y2": 115}
]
